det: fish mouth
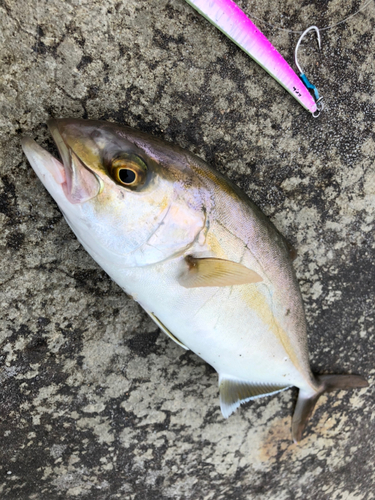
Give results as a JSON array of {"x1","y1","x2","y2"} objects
[
  {"x1": 21, "y1": 120, "x2": 102, "y2": 205},
  {"x1": 47, "y1": 119, "x2": 70, "y2": 183},
  {"x1": 47, "y1": 119, "x2": 102, "y2": 204}
]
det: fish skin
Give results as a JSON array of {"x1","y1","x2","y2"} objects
[{"x1": 21, "y1": 119, "x2": 368, "y2": 442}]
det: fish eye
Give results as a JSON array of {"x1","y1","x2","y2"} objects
[
  {"x1": 118, "y1": 168, "x2": 136, "y2": 185},
  {"x1": 109, "y1": 154, "x2": 147, "y2": 189}
]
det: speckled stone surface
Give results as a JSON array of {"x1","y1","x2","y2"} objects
[{"x1": 1, "y1": 0, "x2": 375, "y2": 498}]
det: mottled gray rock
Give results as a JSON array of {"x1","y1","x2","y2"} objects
[{"x1": 1, "y1": 0, "x2": 375, "y2": 498}]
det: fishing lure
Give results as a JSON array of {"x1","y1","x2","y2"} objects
[{"x1": 185, "y1": 0, "x2": 323, "y2": 116}]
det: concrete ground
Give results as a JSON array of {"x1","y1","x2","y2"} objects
[{"x1": 1, "y1": 0, "x2": 375, "y2": 498}]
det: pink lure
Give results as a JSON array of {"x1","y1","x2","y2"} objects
[{"x1": 185, "y1": 0, "x2": 318, "y2": 114}]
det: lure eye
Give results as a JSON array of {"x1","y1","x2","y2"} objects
[{"x1": 109, "y1": 154, "x2": 147, "y2": 188}]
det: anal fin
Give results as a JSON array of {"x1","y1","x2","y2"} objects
[{"x1": 219, "y1": 376, "x2": 290, "y2": 418}]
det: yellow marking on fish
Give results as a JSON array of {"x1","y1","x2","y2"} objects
[
  {"x1": 203, "y1": 228, "x2": 302, "y2": 372},
  {"x1": 240, "y1": 284, "x2": 303, "y2": 373},
  {"x1": 190, "y1": 162, "x2": 242, "y2": 201},
  {"x1": 206, "y1": 219, "x2": 305, "y2": 375},
  {"x1": 158, "y1": 194, "x2": 169, "y2": 212},
  {"x1": 205, "y1": 231, "x2": 229, "y2": 259}
]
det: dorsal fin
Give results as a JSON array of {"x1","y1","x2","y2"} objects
[
  {"x1": 146, "y1": 311, "x2": 189, "y2": 350},
  {"x1": 178, "y1": 256, "x2": 263, "y2": 288},
  {"x1": 219, "y1": 376, "x2": 290, "y2": 418}
]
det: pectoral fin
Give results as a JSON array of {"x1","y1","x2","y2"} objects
[
  {"x1": 179, "y1": 256, "x2": 263, "y2": 288},
  {"x1": 219, "y1": 376, "x2": 290, "y2": 418},
  {"x1": 146, "y1": 311, "x2": 189, "y2": 350}
]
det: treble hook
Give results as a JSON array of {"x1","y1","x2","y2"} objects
[{"x1": 295, "y1": 26, "x2": 324, "y2": 117}]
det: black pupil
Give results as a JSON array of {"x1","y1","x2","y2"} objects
[{"x1": 119, "y1": 169, "x2": 136, "y2": 184}]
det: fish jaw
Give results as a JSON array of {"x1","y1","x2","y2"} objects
[
  {"x1": 47, "y1": 120, "x2": 103, "y2": 204},
  {"x1": 21, "y1": 136, "x2": 68, "y2": 208},
  {"x1": 21, "y1": 128, "x2": 102, "y2": 207}
]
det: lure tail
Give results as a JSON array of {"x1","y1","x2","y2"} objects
[{"x1": 292, "y1": 374, "x2": 368, "y2": 443}]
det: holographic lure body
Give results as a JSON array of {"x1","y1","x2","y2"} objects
[{"x1": 185, "y1": 0, "x2": 320, "y2": 115}]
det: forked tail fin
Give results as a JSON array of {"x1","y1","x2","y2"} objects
[{"x1": 292, "y1": 374, "x2": 368, "y2": 443}]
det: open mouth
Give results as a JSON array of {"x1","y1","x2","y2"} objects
[
  {"x1": 22, "y1": 120, "x2": 102, "y2": 205},
  {"x1": 48, "y1": 120, "x2": 70, "y2": 183}
]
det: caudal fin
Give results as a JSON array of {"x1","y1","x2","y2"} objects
[{"x1": 292, "y1": 374, "x2": 368, "y2": 444}]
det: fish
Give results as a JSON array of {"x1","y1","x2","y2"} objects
[
  {"x1": 184, "y1": 0, "x2": 322, "y2": 115},
  {"x1": 21, "y1": 119, "x2": 368, "y2": 442}
]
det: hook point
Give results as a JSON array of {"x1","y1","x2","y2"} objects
[{"x1": 295, "y1": 26, "x2": 322, "y2": 74}]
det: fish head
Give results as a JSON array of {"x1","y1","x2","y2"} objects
[{"x1": 22, "y1": 119, "x2": 207, "y2": 267}]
